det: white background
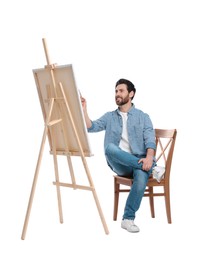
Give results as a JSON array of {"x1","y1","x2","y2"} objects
[{"x1": 0, "y1": 0, "x2": 196, "y2": 259}]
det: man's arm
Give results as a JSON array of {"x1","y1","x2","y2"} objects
[
  {"x1": 138, "y1": 148, "x2": 155, "y2": 171},
  {"x1": 138, "y1": 113, "x2": 156, "y2": 171},
  {"x1": 81, "y1": 96, "x2": 92, "y2": 129}
]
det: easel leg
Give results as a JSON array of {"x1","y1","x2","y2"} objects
[
  {"x1": 92, "y1": 190, "x2": 109, "y2": 234},
  {"x1": 21, "y1": 125, "x2": 49, "y2": 240},
  {"x1": 50, "y1": 127, "x2": 64, "y2": 223},
  {"x1": 82, "y1": 158, "x2": 109, "y2": 234},
  {"x1": 66, "y1": 155, "x2": 77, "y2": 188},
  {"x1": 58, "y1": 82, "x2": 109, "y2": 234},
  {"x1": 21, "y1": 99, "x2": 55, "y2": 240}
]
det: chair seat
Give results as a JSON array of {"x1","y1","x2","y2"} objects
[{"x1": 114, "y1": 174, "x2": 165, "y2": 186}]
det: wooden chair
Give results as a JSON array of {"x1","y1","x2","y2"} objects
[{"x1": 113, "y1": 129, "x2": 177, "y2": 223}]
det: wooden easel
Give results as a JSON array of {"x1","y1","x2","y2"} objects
[{"x1": 21, "y1": 39, "x2": 109, "y2": 240}]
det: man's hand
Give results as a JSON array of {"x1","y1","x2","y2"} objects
[
  {"x1": 138, "y1": 157, "x2": 153, "y2": 171},
  {"x1": 80, "y1": 96, "x2": 87, "y2": 110},
  {"x1": 138, "y1": 148, "x2": 155, "y2": 171},
  {"x1": 80, "y1": 96, "x2": 92, "y2": 128}
]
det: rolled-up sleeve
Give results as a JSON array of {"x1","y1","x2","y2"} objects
[
  {"x1": 143, "y1": 114, "x2": 156, "y2": 151},
  {"x1": 87, "y1": 112, "x2": 109, "y2": 133}
]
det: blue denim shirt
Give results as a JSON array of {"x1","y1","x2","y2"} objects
[{"x1": 88, "y1": 105, "x2": 156, "y2": 157}]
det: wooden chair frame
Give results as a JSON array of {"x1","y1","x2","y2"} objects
[{"x1": 113, "y1": 129, "x2": 177, "y2": 223}]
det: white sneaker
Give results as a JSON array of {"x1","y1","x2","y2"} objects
[
  {"x1": 121, "y1": 219, "x2": 140, "y2": 233},
  {"x1": 152, "y1": 166, "x2": 165, "y2": 182}
]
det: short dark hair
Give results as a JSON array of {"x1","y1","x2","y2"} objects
[{"x1": 115, "y1": 78, "x2": 136, "y2": 100}]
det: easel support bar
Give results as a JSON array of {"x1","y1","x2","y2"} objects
[
  {"x1": 47, "y1": 119, "x2": 62, "y2": 127},
  {"x1": 53, "y1": 182, "x2": 94, "y2": 191}
]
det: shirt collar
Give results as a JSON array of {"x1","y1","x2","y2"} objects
[{"x1": 117, "y1": 103, "x2": 135, "y2": 115}]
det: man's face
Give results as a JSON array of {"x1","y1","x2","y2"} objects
[{"x1": 115, "y1": 84, "x2": 132, "y2": 106}]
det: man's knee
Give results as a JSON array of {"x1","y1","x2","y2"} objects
[{"x1": 105, "y1": 143, "x2": 117, "y2": 156}]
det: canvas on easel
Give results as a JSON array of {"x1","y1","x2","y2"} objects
[
  {"x1": 21, "y1": 39, "x2": 109, "y2": 240},
  {"x1": 33, "y1": 64, "x2": 93, "y2": 157}
]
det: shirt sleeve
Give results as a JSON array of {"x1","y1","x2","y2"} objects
[
  {"x1": 87, "y1": 112, "x2": 109, "y2": 133},
  {"x1": 143, "y1": 113, "x2": 156, "y2": 151}
]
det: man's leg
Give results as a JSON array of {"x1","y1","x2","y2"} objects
[
  {"x1": 105, "y1": 143, "x2": 143, "y2": 176},
  {"x1": 105, "y1": 143, "x2": 154, "y2": 232},
  {"x1": 123, "y1": 168, "x2": 149, "y2": 220}
]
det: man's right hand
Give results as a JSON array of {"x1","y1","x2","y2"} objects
[{"x1": 80, "y1": 96, "x2": 87, "y2": 110}]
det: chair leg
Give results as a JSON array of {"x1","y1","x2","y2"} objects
[
  {"x1": 164, "y1": 185, "x2": 172, "y2": 223},
  {"x1": 113, "y1": 179, "x2": 120, "y2": 221},
  {"x1": 148, "y1": 187, "x2": 155, "y2": 218}
]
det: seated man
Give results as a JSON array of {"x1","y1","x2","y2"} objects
[{"x1": 81, "y1": 78, "x2": 164, "y2": 233}]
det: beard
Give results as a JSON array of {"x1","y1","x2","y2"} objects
[{"x1": 115, "y1": 95, "x2": 130, "y2": 106}]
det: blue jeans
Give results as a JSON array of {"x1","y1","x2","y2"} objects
[{"x1": 105, "y1": 143, "x2": 155, "y2": 220}]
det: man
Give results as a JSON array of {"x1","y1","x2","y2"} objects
[{"x1": 81, "y1": 78, "x2": 164, "y2": 233}]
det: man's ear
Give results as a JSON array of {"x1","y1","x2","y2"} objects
[{"x1": 129, "y1": 91, "x2": 134, "y2": 99}]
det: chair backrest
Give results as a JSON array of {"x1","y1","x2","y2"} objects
[{"x1": 155, "y1": 129, "x2": 177, "y2": 181}]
